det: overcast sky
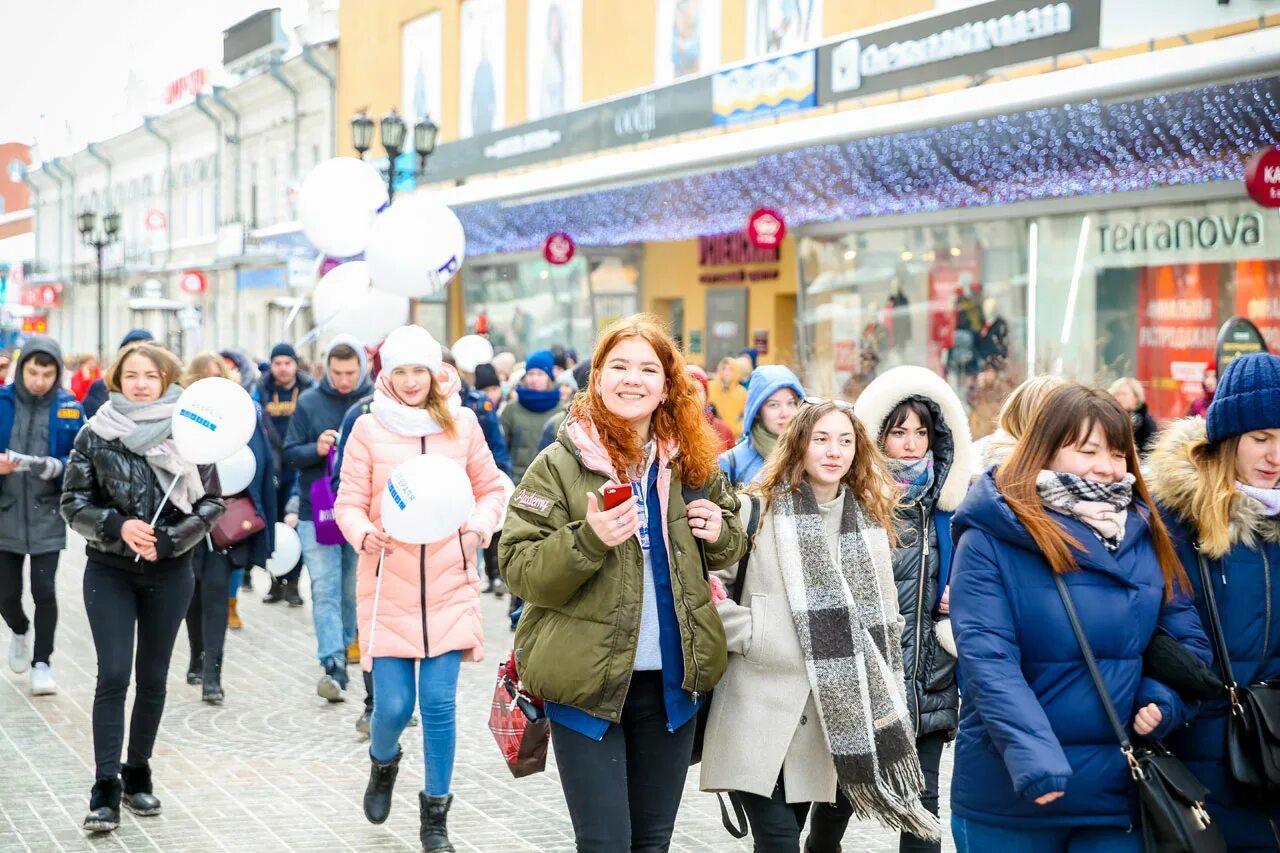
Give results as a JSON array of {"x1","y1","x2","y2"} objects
[{"x1": 1, "y1": 0, "x2": 307, "y2": 159}]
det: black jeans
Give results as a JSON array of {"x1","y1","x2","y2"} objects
[
  {"x1": 84, "y1": 558, "x2": 194, "y2": 779},
  {"x1": 802, "y1": 732, "x2": 946, "y2": 853},
  {"x1": 550, "y1": 670, "x2": 696, "y2": 852},
  {"x1": 0, "y1": 551, "x2": 59, "y2": 665},
  {"x1": 185, "y1": 542, "x2": 231, "y2": 680},
  {"x1": 484, "y1": 530, "x2": 502, "y2": 583}
]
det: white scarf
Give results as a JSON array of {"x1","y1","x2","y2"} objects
[
  {"x1": 1237, "y1": 481, "x2": 1280, "y2": 517},
  {"x1": 369, "y1": 386, "x2": 461, "y2": 437}
]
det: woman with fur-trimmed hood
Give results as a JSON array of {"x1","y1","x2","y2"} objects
[{"x1": 1148, "y1": 353, "x2": 1280, "y2": 852}]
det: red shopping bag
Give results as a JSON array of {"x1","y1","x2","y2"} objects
[{"x1": 489, "y1": 651, "x2": 549, "y2": 778}]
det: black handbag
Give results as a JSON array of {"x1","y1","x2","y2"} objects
[
  {"x1": 1054, "y1": 574, "x2": 1226, "y2": 853},
  {"x1": 1195, "y1": 550, "x2": 1280, "y2": 790}
]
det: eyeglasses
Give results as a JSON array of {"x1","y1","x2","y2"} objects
[{"x1": 804, "y1": 396, "x2": 855, "y2": 411}]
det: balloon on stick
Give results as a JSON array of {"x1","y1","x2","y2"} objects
[
  {"x1": 214, "y1": 445, "x2": 256, "y2": 495},
  {"x1": 173, "y1": 378, "x2": 256, "y2": 465},
  {"x1": 380, "y1": 455, "x2": 474, "y2": 544},
  {"x1": 266, "y1": 523, "x2": 303, "y2": 577},
  {"x1": 299, "y1": 157, "x2": 388, "y2": 257},
  {"x1": 365, "y1": 196, "x2": 466, "y2": 298},
  {"x1": 451, "y1": 334, "x2": 494, "y2": 373}
]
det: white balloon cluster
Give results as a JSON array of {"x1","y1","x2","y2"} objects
[{"x1": 299, "y1": 157, "x2": 467, "y2": 347}]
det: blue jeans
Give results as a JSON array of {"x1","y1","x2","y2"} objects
[
  {"x1": 369, "y1": 652, "x2": 462, "y2": 797},
  {"x1": 297, "y1": 520, "x2": 357, "y2": 671},
  {"x1": 953, "y1": 815, "x2": 1142, "y2": 853}
]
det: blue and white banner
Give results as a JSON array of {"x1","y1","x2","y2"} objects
[{"x1": 712, "y1": 49, "x2": 816, "y2": 126}]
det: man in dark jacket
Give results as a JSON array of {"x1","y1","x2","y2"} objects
[
  {"x1": 256, "y1": 342, "x2": 314, "y2": 605},
  {"x1": 82, "y1": 328, "x2": 153, "y2": 419},
  {"x1": 0, "y1": 336, "x2": 84, "y2": 695},
  {"x1": 284, "y1": 335, "x2": 372, "y2": 702}
]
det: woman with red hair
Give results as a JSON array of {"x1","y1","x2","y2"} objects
[{"x1": 500, "y1": 314, "x2": 746, "y2": 850}]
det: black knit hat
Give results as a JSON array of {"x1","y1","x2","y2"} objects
[
  {"x1": 270, "y1": 342, "x2": 298, "y2": 362},
  {"x1": 473, "y1": 363, "x2": 500, "y2": 390}
]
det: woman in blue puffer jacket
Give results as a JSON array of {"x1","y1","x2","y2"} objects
[
  {"x1": 1148, "y1": 353, "x2": 1280, "y2": 851},
  {"x1": 950, "y1": 383, "x2": 1210, "y2": 852},
  {"x1": 718, "y1": 365, "x2": 804, "y2": 487}
]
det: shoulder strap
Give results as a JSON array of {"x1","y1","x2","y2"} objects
[
  {"x1": 729, "y1": 452, "x2": 738, "y2": 486},
  {"x1": 732, "y1": 494, "x2": 762, "y2": 606},
  {"x1": 1194, "y1": 548, "x2": 1238, "y2": 688},
  {"x1": 1052, "y1": 574, "x2": 1133, "y2": 753}
]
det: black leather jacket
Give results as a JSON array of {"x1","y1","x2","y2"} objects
[{"x1": 60, "y1": 425, "x2": 225, "y2": 571}]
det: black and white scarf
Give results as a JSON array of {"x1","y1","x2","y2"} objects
[
  {"x1": 1035, "y1": 471, "x2": 1135, "y2": 551},
  {"x1": 772, "y1": 483, "x2": 940, "y2": 840}
]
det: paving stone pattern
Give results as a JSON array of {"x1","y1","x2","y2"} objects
[{"x1": 0, "y1": 535, "x2": 954, "y2": 852}]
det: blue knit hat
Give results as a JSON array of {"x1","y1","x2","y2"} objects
[
  {"x1": 119, "y1": 328, "x2": 154, "y2": 349},
  {"x1": 270, "y1": 342, "x2": 298, "y2": 362},
  {"x1": 1206, "y1": 353, "x2": 1280, "y2": 443},
  {"x1": 524, "y1": 349, "x2": 556, "y2": 378}
]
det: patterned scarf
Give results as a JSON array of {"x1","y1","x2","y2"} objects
[
  {"x1": 887, "y1": 452, "x2": 935, "y2": 504},
  {"x1": 771, "y1": 482, "x2": 940, "y2": 840},
  {"x1": 1036, "y1": 471, "x2": 1135, "y2": 551}
]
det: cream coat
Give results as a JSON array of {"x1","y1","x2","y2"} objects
[{"x1": 699, "y1": 489, "x2": 903, "y2": 803}]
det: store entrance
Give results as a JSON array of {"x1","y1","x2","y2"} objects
[{"x1": 706, "y1": 287, "x2": 748, "y2": 369}]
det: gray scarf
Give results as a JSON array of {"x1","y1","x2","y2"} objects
[
  {"x1": 89, "y1": 385, "x2": 205, "y2": 513},
  {"x1": 771, "y1": 482, "x2": 940, "y2": 840},
  {"x1": 1036, "y1": 471, "x2": 1134, "y2": 551}
]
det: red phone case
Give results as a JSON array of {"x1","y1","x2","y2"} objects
[{"x1": 602, "y1": 485, "x2": 631, "y2": 510}]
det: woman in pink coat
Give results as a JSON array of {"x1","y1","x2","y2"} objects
[{"x1": 335, "y1": 325, "x2": 505, "y2": 852}]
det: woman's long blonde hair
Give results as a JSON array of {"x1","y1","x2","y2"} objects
[
  {"x1": 1187, "y1": 435, "x2": 1244, "y2": 558},
  {"x1": 998, "y1": 374, "x2": 1067, "y2": 439},
  {"x1": 180, "y1": 352, "x2": 231, "y2": 388},
  {"x1": 752, "y1": 400, "x2": 900, "y2": 541}
]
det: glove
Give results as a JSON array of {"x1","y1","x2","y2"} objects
[{"x1": 3, "y1": 451, "x2": 63, "y2": 481}]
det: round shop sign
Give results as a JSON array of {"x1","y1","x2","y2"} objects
[
  {"x1": 543, "y1": 232, "x2": 575, "y2": 265},
  {"x1": 145, "y1": 209, "x2": 168, "y2": 231},
  {"x1": 1244, "y1": 146, "x2": 1280, "y2": 208},
  {"x1": 179, "y1": 270, "x2": 207, "y2": 294},
  {"x1": 747, "y1": 208, "x2": 786, "y2": 250}
]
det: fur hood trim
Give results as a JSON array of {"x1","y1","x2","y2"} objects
[
  {"x1": 1147, "y1": 417, "x2": 1280, "y2": 557},
  {"x1": 853, "y1": 366, "x2": 972, "y2": 513}
]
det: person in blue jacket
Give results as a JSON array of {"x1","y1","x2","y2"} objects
[
  {"x1": 718, "y1": 364, "x2": 804, "y2": 487},
  {"x1": 949, "y1": 382, "x2": 1210, "y2": 853},
  {"x1": 0, "y1": 335, "x2": 84, "y2": 695},
  {"x1": 1148, "y1": 352, "x2": 1280, "y2": 851}
]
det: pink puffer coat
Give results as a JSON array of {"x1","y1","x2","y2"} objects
[{"x1": 335, "y1": 386, "x2": 506, "y2": 671}]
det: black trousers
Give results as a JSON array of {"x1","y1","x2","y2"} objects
[
  {"x1": 483, "y1": 530, "x2": 502, "y2": 583},
  {"x1": 0, "y1": 551, "x2": 59, "y2": 665},
  {"x1": 185, "y1": 542, "x2": 231, "y2": 680},
  {"x1": 550, "y1": 671, "x2": 696, "y2": 852},
  {"x1": 805, "y1": 731, "x2": 947, "y2": 853},
  {"x1": 737, "y1": 773, "x2": 859, "y2": 853},
  {"x1": 84, "y1": 558, "x2": 194, "y2": 779}
]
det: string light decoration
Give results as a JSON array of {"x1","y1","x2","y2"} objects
[{"x1": 457, "y1": 75, "x2": 1280, "y2": 257}]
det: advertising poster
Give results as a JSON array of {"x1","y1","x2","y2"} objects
[
  {"x1": 460, "y1": 0, "x2": 507, "y2": 138},
  {"x1": 402, "y1": 13, "x2": 443, "y2": 128},
  {"x1": 1234, "y1": 259, "x2": 1280, "y2": 353},
  {"x1": 1136, "y1": 264, "x2": 1220, "y2": 420},
  {"x1": 527, "y1": 0, "x2": 582, "y2": 120},
  {"x1": 655, "y1": 0, "x2": 721, "y2": 83},
  {"x1": 712, "y1": 49, "x2": 815, "y2": 125},
  {"x1": 745, "y1": 0, "x2": 823, "y2": 59}
]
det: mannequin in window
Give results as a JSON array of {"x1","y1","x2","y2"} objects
[
  {"x1": 884, "y1": 280, "x2": 912, "y2": 357},
  {"x1": 946, "y1": 285, "x2": 981, "y2": 387},
  {"x1": 976, "y1": 297, "x2": 1009, "y2": 365}
]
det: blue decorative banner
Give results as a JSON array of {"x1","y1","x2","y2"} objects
[{"x1": 713, "y1": 50, "x2": 817, "y2": 126}]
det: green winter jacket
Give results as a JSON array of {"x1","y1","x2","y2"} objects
[
  {"x1": 499, "y1": 428, "x2": 745, "y2": 722},
  {"x1": 500, "y1": 398, "x2": 566, "y2": 483}
]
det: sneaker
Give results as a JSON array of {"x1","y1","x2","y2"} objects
[
  {"x1": 30, "y1": 662, "x2": 57, "y2": 695},
  {"x1": 317, "y1": 665, "x2": 346, "y2": 703},
  {"x1": 355, "y1": 707, "x2": 371, "y2": 736},
  {"x1": 8, "y1": 632, "x2": 30, "y2": 674}
]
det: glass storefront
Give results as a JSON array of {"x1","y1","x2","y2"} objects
[
  {"x1": 798, "y1": 197, "x2": 1279, "y2": 436},
  {"x1": 461, "y1": 248, "x2": 642, "y2": 360}
]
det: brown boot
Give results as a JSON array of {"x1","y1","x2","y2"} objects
[{"x1": 228, "y1": 598, "x2": 242, "y2": 630}]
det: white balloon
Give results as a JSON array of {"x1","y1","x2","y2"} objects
[
  {"x1": 265, "y1": 523, "x2": 303, "y2": 577},
  {"x1": 214, "y1": 445, "x2": 257, "y2": 495},
  {"x1": 451, "y1": 335, "x2": 495, "y2": 373},
  {"x1": 365, "y1": 195, "x2": 465, "y2": 298},
  {"x1": 327, "y1": 286, "x2": 410, "y2": 347},
  {"x1": 173, "y1": 378, "x2": 256, "y2": 465},
  {"x1": 380, "y1": 455, "x2": 474, "y2": 545},
  {"x1": 495, "y1": 472, "x2": 516, "y2": 530},
  {"x1": 299, "y1": 157, "x2": 389, "y2": 257},
  {"x1": 312, "y1": 261, "x2": 371, "y2": 327}
]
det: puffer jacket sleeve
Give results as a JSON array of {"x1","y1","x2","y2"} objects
[
  {"x1": 334, "y1": 418, "x2": 378, "y2": 551},
  {"x1": 952, "y1": 529, "x2": 1073, "y2": 800},
  {"x1": 1136, "y1": 588, "x2": 1213, "y2": 739},
  {"x1": 499, "y1": 449, "x2": 610, "y2": 608},
  {"x1": 154, "y1": 467, "x2": 225, "y2": 558},
  {"x1": 701, "y1": 469, "x2": 747, "y2": 571},
  {"x1": 60, "y1": 426, "x2": 123, "y2": 543},
  {"x1": 461, "y1": 416, "x2": 506, "y2": 548}
]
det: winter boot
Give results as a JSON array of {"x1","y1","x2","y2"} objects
[
  {"x1": 83, "y1": 777, "x2": 121, "y2": 832},
  {"x1": 227, "y1": 598, "x2": 242, "y2": 630},
  {"x1": 262, "y1": 579, "x2": 286, "y2": 604},
  {"x1": 284, "y1": 579, "x2": 304, "y2": 607},
  {"x1": 419, "y1": 792, "x2": 455, "y2": 852},
  {"x1": 120, "y1": 762, "x2": 162, "y2": 816},
  {"x1": 362, "y1": 749, "x2": 401, "y2": 824},
  {"x1": 186, "y1": 652, "x2": 203, "y2": 685},
  {"x1": 202, "y1": 655, "x2": 224, "y2": 705}
]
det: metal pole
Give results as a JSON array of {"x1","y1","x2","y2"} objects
[
  {"x1": 301, "y1": 43, "x2": 336, "y2": 157},
  {"x1": 97, "y1": 242, "x2": 105, "y2": 359},
  {"x1": 385, "y1": 150, "x2": 399, "y2": 203}
]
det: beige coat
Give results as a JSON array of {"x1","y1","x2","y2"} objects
[{"x1": 699, "y1": 489, "x2": 903, "y2": 803}]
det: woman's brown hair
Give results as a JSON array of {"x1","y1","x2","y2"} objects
[
  {"x1": 753, "y1": 400, "x2": 901, "y2": 540},
  {"x1": 180, "y1": 352, "x2": 231, "y2": 388},
  {"x1": 1186, "y1": 435, "x2": 1244, "y2": 559},
  {"x1": 105, "y1": 342, "x2": 183, "y2": 395},
  {"x1": 995, "y1": 383, "x2": 1190, "y2": 600},
  {"x1": 569, "y1": 314, "x2": 720, "y2": 487}
]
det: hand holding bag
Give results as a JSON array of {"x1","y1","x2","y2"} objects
[{"x1": 1054, "y1": 574, "x2": 1226, "y2": 853}]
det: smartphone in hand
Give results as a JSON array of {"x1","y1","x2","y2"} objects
[{"x1": 602, "y1": 484, "x2": 632, "y2": 510}]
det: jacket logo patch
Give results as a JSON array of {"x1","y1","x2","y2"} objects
[
  {"x1": 57, "y1": 408, "x2": 81, "y2": 419},
  {"x1": 512, "y1": 489, "x2": 554, "y2": 516}
]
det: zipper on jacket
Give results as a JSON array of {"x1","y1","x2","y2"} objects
[
  {"x1": 419, "y1": 436, "x2": 429, "y2": 656},
  {"x1": 1261, "y1": 549, "x2": 1272, "y2": 668},
  {"x1": 911, "y1": 503, "x2": 929, "y2": 736}
]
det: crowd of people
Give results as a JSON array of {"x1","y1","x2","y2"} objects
[{"x1": 1, "y1": 315, "x2": 1277, "y2": 853}]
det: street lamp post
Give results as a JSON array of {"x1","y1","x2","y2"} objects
[
  {"x1": 77, "y1": 210, "x2": 121, "y2": 358},
  {"x1": 350, "y1": 108, "x2": 439, "y2": 202}
]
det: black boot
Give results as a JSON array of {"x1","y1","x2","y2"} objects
[
  {"x1": 262, "y1": 579, "x2": 285, "y2": 604},
  {"x1": 83, "y1": 777, "x2": 121, "y2": 832},
  {"x1": 202, "y1": 656, "x2": 225, "y2": 705},
  {"x1": 284, "y1": 579, "x2": 304, "y2": 607},
  {"x1": 362, "y1": 749, "x2": 401, "y2": 824},
  {"x1": 419, "y1": 792, "x2": 455, "y2": 852},
  {"x1": 120, "y1": 762, "x2": 162, "y2": 816},
  {"x1": 186, "y1": 652, "x2": 203, "y2": 685}
]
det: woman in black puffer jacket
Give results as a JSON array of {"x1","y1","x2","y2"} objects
[{"x1": 60, "y1": 342, "x2": 224, "y2": 835}]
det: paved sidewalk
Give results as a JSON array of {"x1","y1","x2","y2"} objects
[{"x1": 0, "y1": 536, "x2": 954, "y2": 852}]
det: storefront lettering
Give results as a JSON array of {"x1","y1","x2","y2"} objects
[
  {"x1": 1098, "y1": 212, "x2": 1263, "y2": 255},
  {"x1": 698, "y1": 232, "x2": 780, "y2": 266},
  {"x1": 697, "y1": 269, "x2": 780, "y2": 284},
  {"x1": 1146, "y1": 298, "x2": 1213, "y2": 321}
]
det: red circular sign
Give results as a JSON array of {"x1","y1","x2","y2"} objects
[
  {"x1": 543, "y1": 232, "x2": 575, "y2": 265},
  {"x1": 145, "y1": 209, "x2": 168, "y2": 231},
  {"x1": 179, "y1": 270, "x2": 208, "y2": 294},
  {"x1": 1245, "y1": 147, "x2": 1280, "y2": 208},
  {"x1": 747, "y1": 208, "x2": 786, "y2": 250}
]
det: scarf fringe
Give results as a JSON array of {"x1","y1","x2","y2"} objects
[{"x1": 840, "y1": 755, "x2": 942, "y2": 841}]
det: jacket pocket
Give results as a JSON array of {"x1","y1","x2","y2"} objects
[{"x1": 744, "y1": 593, "x2": 768, "y2": 663}]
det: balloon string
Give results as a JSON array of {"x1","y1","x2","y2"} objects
[
  {"x1": 366, "y1": 546, "x2": 386, "y2": 661},
  {"x1": 134, "y1": 475, "x2": 181, "y2": 563}
]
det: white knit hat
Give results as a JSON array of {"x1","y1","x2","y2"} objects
[{"x1": 378, "y1": 325, "x2": 442, "y2": 374}]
